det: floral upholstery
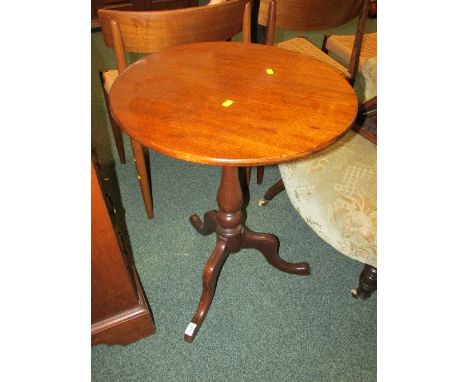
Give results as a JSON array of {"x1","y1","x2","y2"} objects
[
  {"x1": 363, "y1": 57, "x2": 377, "y2": 101},
  {"x1": 279, "y1": 130, "x2": 376, "y2": 267}
]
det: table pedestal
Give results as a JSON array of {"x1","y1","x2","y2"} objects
[{"x1": 184, "y1": 167, "x2": 311, "y2": 342}]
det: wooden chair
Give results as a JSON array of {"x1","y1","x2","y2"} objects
[
  {"x1": 257, "y1": 0, "x2": 377, "y2": 298},
  {"x1": 252, "y1": 0, "x2": 370, "y2": 190},
  {"x1": 257, "y1": 0, "x2": 373, "y2": 197},
  {"x1": 322, "y1": 30, "x2": 377, "y2": 122},
  {"x1": 260, "y1": 0, "x2": 370, "y2": 84},
  {"x1": 98, "y1": 0, "x2": 252, "y2": 219},
  {"x1": 322, "y1": 32, "x2": 376, "y2": 77},
  {"x1": 323, "y1": 29, "x2": 377, "y2": 141}
]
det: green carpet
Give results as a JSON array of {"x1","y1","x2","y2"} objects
[{"x1": 91, "y1": 13, "x2": 377, "y2": 382}]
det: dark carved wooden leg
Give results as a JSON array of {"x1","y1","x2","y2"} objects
[
  {"x1": 256, "y1": 166, "x2": 264, "y2": 185},
  {"x1": 184, "y1": 237, "x2": 229, "y2": 343},
  {"x1": 351, "y1": 264, "x2": 377, "y2": 300},
  {"x1": 99, "y1": 71, "x2": 126, "y2": 164},
  {"x1": 189, "y1": 210, "x2": 217, "y2": 236},
  {"x1": 259, "y1": 179, "x2": 285, "y2": 206},
  {"x1": 241, "y1": 228, "x2": 310, "y2": 275},
  {"x1": 186, "y1": 166, "x2": 310, "y2": 342},
  {"x1": 130, "y1": 138, "x2": 154, "y2": 219},
  {"x1": 185, "y1": 167, "x2": 243, "y2": 342}
]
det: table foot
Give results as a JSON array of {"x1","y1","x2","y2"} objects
[
  {"x1": 189, "y1": 210, "x2": 217, "y2": 236},
  {"x1": 241, "y1": 228, "x2": 311, "y2": 275},
  {"x1": 258, "y1": 198, "x2": 269, "y2": 206},
  {"x1": 184, "y1": 238, "x2": 229, "y2": 343}
]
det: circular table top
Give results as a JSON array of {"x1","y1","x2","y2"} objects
[{"x1": 109, "y1": 41, "x2": 358, "y2": 166}]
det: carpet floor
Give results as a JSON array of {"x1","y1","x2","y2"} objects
[{"x1": 91, "y1": 12, "x2": 377, "y2": 382}]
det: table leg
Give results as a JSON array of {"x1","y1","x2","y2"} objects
[
  {"x1": 185, "y1": 166, "x2": 310, "y2": 342},
  {"x1": 184, "y1": 237, "x2": 229, "y2": 342},
  {"x1": 241, "y1": 229, "x2": 310, "y2": 275},
  {"x1": 189, "y1": 210, "x2": 217, "y2": 236}
]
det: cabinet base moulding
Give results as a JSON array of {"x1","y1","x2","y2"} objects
[{"x1": 91, "y1": 267, "x2": 156, "y2": 346}]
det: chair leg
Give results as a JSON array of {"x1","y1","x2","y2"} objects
[
  {"x1": 258, "y1": 179, "x2": 285, "y2": 206},
  {"x1": 130, "y1": 138, "x2": 154, "y2": 219},
  {"x1": 368, "y1": 0, "x2": 377, "y2": 18},
  {"x1": 99, "y1": 71, "x2": 126, "y2": 164},
  {"x1": 351, "y1": 264, "x2": 377, "y2": 300},
  {"x1": 244, "y1": 167, "x2": 264, "y2": 188},
  {"x1": 109, "y1": 114, "x2": 126, "y2": 164},
  {"x1": 245, "y1": 167, "x2": 252, "y2": 187},
  {"x1": 321, "y1": 35, "x2": 329, "y2": 54},
  {"x1": 256, "y1": 166, "x2": 264, "y2": 185}
]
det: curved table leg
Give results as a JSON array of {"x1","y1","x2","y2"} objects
[
  {"x1": 241, "y1": 228, "x2": 310, "y2": 275},
  {"x1": 184, "y1": 238, "x2": 229, "y2": 343},
  {"x1": 189, "y1": 210, "x2": 217, "y2": 236},
  {"x1": 186, "y1": 167, "x2": 310, "y2": 343}
]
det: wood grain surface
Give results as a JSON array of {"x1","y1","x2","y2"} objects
[
  {"x1": 258, "y1": 0, "x2": 364, "y2": 30},
  {"x1": 98, "y1": 0, "x2": 248, "y2": 54},
  {"x1": 109, "y1": 41, "x2": 358, "y2": 166}
]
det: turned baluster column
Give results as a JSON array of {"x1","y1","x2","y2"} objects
[
  {"x1": 216, "y1": 167, "x2": 243, "y2": 253},
  {"x1": 184, "y1": 166, "x2": 244, "y2": 342}
]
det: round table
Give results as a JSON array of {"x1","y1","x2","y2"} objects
[{"x1": 109, "y1": 41, "x2": 358, "y2": 342}]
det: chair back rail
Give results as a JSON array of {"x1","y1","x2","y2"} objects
[
  {"x1": 258, "y1": 0, "x2": 365, "y2": 30},
  {"x1": 99, "y1": 0, "x2": 251, "y2": 71}
]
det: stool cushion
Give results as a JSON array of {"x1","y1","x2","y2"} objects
[
  {"x1": 101, "y1": 69, "x2": 119, "y2": 94},
  {"x1": 279, "y1": 130, "x2": 377, "y2": 267}
]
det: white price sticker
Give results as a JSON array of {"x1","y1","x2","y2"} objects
[{"x1": 184, "y1": 322, "x2": 197, "y2": 337}]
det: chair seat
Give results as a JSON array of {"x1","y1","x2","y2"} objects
[
  {"x1": 326, "y1": 32, "x2": 377, "y2": 71},
  {"x1": 279, "y1": 130, "x2": 376, "y2": 267},
  {"x1": 101, "y1": 69, "x2": 119, "y2": 94},
  {"x1": 277, "y1": 37, "x2": 349, "y2": 78}
]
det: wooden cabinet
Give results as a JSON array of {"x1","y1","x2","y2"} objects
[
  {"x1": 91, "y1": 158, "x2": 155, "y2": 346},
  {"x1": 92, "y1": 0, "x2": 199, "y2": 29}
]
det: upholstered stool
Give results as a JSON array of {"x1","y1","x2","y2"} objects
[
  {"x1": 279, "y1": 130, "x2": 376, "y2": 265},
  {"x1": 279, "y1": 129, "x2": 376, "y2": 299}
]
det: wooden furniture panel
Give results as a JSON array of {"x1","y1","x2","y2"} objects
[{"x1": 91, "y1": 158, "x2": 155, "y2": 345}]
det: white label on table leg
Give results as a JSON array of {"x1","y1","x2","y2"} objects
[{"x1": 185, "y1": 322, "x2": 197, "y2": 337}]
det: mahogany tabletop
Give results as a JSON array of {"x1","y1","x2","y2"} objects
[{"x1": 109, "y1": 41, "x2": 358, "y2": 167}]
